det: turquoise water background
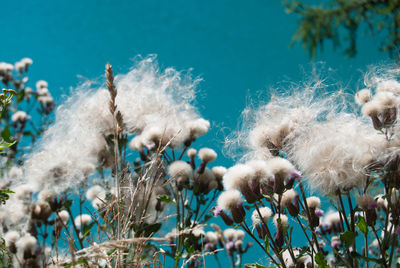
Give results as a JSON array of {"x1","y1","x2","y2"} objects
[{"x1": 0, "y1": 0, "x2": 392, "y2": 266}]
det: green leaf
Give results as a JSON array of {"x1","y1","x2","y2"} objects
[
  {"x1": 0, "y1": 189, "x2": 13, "y2": 205},
  {"x1": 244, "y1": 263, "x2": 266, "y2": 268},
  {"x1": 1, "y1": 126, "x2": 13, "y2": 143},
  {"x1": 135, "y1": 223, "x2": 162, "y2": 237},
  {"x1": 174, "y1": 253, "x2": 182, "y2": 261},
  {"x1": 0, "y1": 140, "x2": 16, "y2": 150},
  {"x1": 340, "y1": 231, "x2": 357, "y2": 248},
  {"x1": 357, "y1": 216, "x2": 368, "y2": 235},
  {"x1": 156, "y1": 194, "x2": 174, "y2": 204},
  {"x1": 315, "y1": 252, "x2": 329, "y2": 268},
  {"x1": 107, "y1": 248, "x2": 116, "y2": 256},
  {"x1": 264, "y1": 235, "x2": 270, "y2": 254},
  {"x1": 82, "y1": 222, "x2": 95, "y2": 237}
]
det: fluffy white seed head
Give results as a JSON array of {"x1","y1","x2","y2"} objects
[
  {"x1": 376, "y1": 195, "x2": 388, "y2": 208},
  {"x1": 192, "y1": 227, "x2": 205, "y2": 237},
  {"x1": 57, "y1": 210, "x2": 69, "y2": 224},
  {"x1": 288, "y1": 116, "x2": 386, "y2": 193},
  {"x1": 265, "y1": 157, "x2": 295, "y2": 178},
  {"x1": 4, "y1": 231, "x2": 20, "y2": 246},
  {"x1": 0, "y1": 62, "x2": 14, "y2": 72},
  {"x1": 217, "y1": 190, "x2": 243, "y2": 212},
  {"x1": 355, "y1": 89, "x2": 371, "y2": 105},
  {"x1": 198, "y1": 148, "x2": 217, "y2": 163},
  {"x1": 15, "y1": 61, "x2": 25, "y2": 71},
  {"x1": 273, "y1": 214, "x2": 288, "y2": 227},
  {"x1": 212, "y1": 166, "x2": 227, "y2": 180},
  {"x1": 16, "y1": 234, "x2": 37, "y2": 251},
  {"x1": 168, "y1": 161, "x2": 193, "y2": 180},
  {"x1": 223, "y1": 164, "x2": 255, "y2": 190},
  {"x1": 281, "y1": 189, "x2": 297, "y2": 207},
  {"x1": 187, "y1": 148, "x2": 197, "y2": 158},
  {"x1": 361, "y1": 101, "x2": 381, "y2": 117},
  {"x1": 251, "y1": 206, "x2": 272, "y2": 226},
  {"x1": 25, "y1": 87, "x2": 33, "y2": 94},
  {"x1": 20, "y1": 57, "x2": 33, "y2": 67},
  {"x1": 36, "y1": 80, "x2": 48, "y2": 89},
  {"x1": 246, "y1": 160, "x2": 274, "y2": 183},
  {"x1": 11, "y1": 111, "x2": 28, "y2": 122},
  {"x1": 92, "y1": 198, "x2": 105, "y2": 210},
  {"x1": 38, "y1": 96, "x2": 54, "y2": 106},
  {"x1": 223, "y1": 228, "x2": 236, "y2": 241},
  {"x1": 306, "y1": 196, "x2": 321, "y2": 209},
  {"x1": 205, "y1": 231, "x2": 218, "y2": 244},
  {"x1": 86, "y1": 185, "x2": 106, "y2": 201},
  {"x1": 187, "y1": 118, "x2": 210, "y2": 139},
  {"x1": 322, "y1": 210, "x2": 341, "y2": 226},
  {"x1": 38, "y1": 189, "x2": 57, "y2": 202},
  {"x1": 376, "y1": 79, "x2": 400, "y2": 94},
  {"x1": 374, "y1": 91, "x2": 398, "y2": 108},
  {"x1": 129, "y1": 135, "x2": 145, "y2": 151},
  {"x1": 235, "y1": 229, "x2": 245, "y2": 241},
  {"x1": 74, "y1": 214, "x2": 92, "y2": 228}
]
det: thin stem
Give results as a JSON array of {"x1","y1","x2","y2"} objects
[
  {"x1": 254, "y1": 204, "x2": 277, "y2": 253},
  {"x1": 298, "y1": 181, "x2": 322, "y2": 253},
  {"x1": 371, "y1": 225, "x2": 388, "y2": 268},
  {"x1": 295, "y1": 217, "x2": 315, "y2": 254},
  {"x1": 364, "y1": 232, "x2": 369, "y2": 268},
  {"x1": 337, "y1": 190, "x2": 350, "y2": 230},
  {"x1": 239, "y1": 222, "x2": 280, "y2": 267}
]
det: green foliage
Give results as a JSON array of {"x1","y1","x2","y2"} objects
[
  {"x1": 0, "y1": 189, "x2": 13, "y2": 205},
  {"x1": 315, "y1": 252, "x2": 329, "y2": 268},
  {"x1": 340, "y1": 230, "x2": 357, "y2": 248},
  {"x1": 284, "y1": 0, "x2": 400, "y2": 59},
  {"x1": 156, "y1": 194, "x2": 175, "y2": 204},
  {"x1": 357, "y1": 216, "x2": 368, "y2": 234}
]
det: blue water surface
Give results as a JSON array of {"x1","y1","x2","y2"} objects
[{"x1": 0, "y1": 0, "x2": 391, "y2": 266}]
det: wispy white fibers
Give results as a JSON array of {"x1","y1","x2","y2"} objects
[
  {"x1": 288, "y1": 116, "x2": 386, "y2": 193},
  {"x1": 225, "y1": 74, "x2": 350, "y2": 162},
  {"x1": 21, "y1": 55, "x2": 208, "y2": 193},
  {"x1": 227, "y1": 68, "x2": 390, "y2": 194}
]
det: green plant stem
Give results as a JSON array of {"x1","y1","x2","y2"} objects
[{"x1": 66, "y1": 207, "x2": 84, "y2": 249}]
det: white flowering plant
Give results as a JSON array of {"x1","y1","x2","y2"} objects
[
  {"x1": 215, "y1": 68, "x2": 400, "y2": 267},
  {"x1": 0, "y1": 56, "x2": 253, "y2": 267}
]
